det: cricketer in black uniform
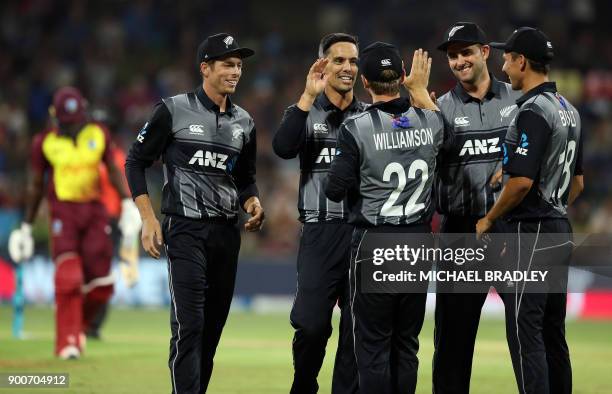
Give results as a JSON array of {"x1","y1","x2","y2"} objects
[
  {"x1": 325, "y1": 43, "x2": 444, "y2": 394},
  {"x1": 273, "y1": 33, "x2": 364, "y2": 394},
  {"x1": 125, "y1": 33, "x2": 264, "y2": 394},
  {"x1": 432, "y1": 22, "x2": 521, "y2": 394},
  {"x1": 478, "y1": 27, "x2": 584, "y2": 394}
]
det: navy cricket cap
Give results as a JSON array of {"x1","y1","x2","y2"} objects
[
  {"x1": 437, "y1": 22, "x2": 487, "y2": 51},
  {"x1": 490, "y1": 27, "x2": 554, "y2": 64},
  {"x1": 197, "y1": 33, "x2": 255, "y2": 64},
  {"x1": 360, "y1": 42, "x2": 403, "y2": 82}
]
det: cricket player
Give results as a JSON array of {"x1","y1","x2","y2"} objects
[
  {"x1": 125, "y1": 33, "x2": 264, "y2": 394},
  {"x1": 87, "y1": 145, "x2": 138, "y2": 339},
  {"x1": 272, "y1": 33, "x2": 364, "y2": 394},
  {"x1": 478, "y1": 27, "x2": 584, "y2": 394},
  {"x1": 432, "y1": 22, "x2": 521, "y2": 393},
  {"x1": 325, "y1": 43, "x2": 442, "y2": 394},
  {"x1": 8, "y1": 86, "x2": 141, "y2": 359}
]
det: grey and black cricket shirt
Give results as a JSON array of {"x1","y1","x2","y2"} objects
[
  {"x1": 436, "y1": 75, "x2": 521, "y2": 216},
  {"x1": 503, "y1": 82, "x2": 583, "y2": 220},
  {"x1": 325, "y1": 98, "x2": 445, "y2": 226},
  {"x1": 273, "y1": 94, "x2": 366, "y2": 223},
  {"x1": 125, "y1": 85, "x2": 258, "y2": 221}
]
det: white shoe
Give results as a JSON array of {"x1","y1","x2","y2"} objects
[{"x1": 58, "y1": 345, "x2": 81, "y2": 360}]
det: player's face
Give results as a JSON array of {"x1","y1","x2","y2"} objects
[
  {"x1": 446, "y1": 43, "x2": 489, "y2": 85},
  {"x1": 202, "y1": 56, "x2": 243, "y2": 95},
  {"x1": 324, "y1": 42, "x2": 359, "y2": 94},
  {"x1": 502, "y1": 52, "x2": 523, "y2": 90}
]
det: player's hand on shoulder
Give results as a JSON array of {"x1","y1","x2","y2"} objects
[
  {"x1": 141, "y1": 216, "x2": 163, "y2": 259},
  {"x1": 244, "y1": 196, "x2": 265, "y2": 232},
  {"x1": 8, "y1": 222, "x2": 34, "y2": 263}
]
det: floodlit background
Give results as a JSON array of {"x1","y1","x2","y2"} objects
[{"x1": 0, "y1": 1, "x2": 611, "y2": 393}]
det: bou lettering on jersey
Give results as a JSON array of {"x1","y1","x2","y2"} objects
[{"x1": 559, "y1": 109, "x2": 577, "y2": 127}]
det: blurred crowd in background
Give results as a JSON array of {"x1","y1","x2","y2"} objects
[{"x1": 0, "y1": 0, "x2": 610, "y2": 260}]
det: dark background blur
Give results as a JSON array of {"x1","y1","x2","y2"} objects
[{"x1": 0, "y1": 0, "x2": 610, "y2": 262}]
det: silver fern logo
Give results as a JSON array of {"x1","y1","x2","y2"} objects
[
  {"x1": 500, "y1": 105, "x2": 517, "y2": 122},
  {"x1": 448, "y1": 25, "x2": 465, "y2": 38},
  {"x1": 232, "y1": 125, "x2": 243, "y2": 141},
  {"x1": 223, "y1": 36, "x2": 234, "y2": 48}
]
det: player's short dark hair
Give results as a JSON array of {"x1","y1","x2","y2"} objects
[
  {"x1": 318, "y1": 33, "x2": 358, "y2": 58},
  {"x1": 510, "y1": 52, "x2": 549, "y2": 75},
  {"x1": 368, "y1": 70, "x2": 401, "y2": 95}
]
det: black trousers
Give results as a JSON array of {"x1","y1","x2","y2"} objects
[
  {"x1": 290, "y1": 222, "x2": 358, "y2": 394},
  {"x1": 350, "y1": 225, "x2": 429, "y2": 394},
  {"x1": 502, "y1": 219, "x2": 573, "y2": 394},
  {"x1": 163, "y1": 215, "x2": 241, "y2": 394},
  {"x1": 433, "y1": 215, "x2": 490, "y2": 394}
]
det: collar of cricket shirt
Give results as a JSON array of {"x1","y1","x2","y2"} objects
[
  {"x1": 453, "y1": 73, "x2": 503, "y2": 103},
  {"x1": 195, "y1": 85, "x2": 235, "y2": 116},
  {"x1": 516, "y1": 81, "x2": 557, "y2": 107},
  {"x1": 317, "y1": 93, "x2": 361, "y2": 113},
  {"x1": 368, "y1": 97, "x2": 411, "y2": 115}
]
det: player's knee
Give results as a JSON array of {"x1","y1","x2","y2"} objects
[
  {"x1": 55, "y1": 254, "x2": 83, "y2": 294},
  {"x1": 84, "y1": 284, "x2": 113, "y2": 303},
  {"x1": 297, "y1": 318, "x2": 332, "y2": 341}
]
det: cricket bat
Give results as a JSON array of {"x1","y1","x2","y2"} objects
[{"x1": 119, "y1": 234, "x2": 140, "y2": 288}]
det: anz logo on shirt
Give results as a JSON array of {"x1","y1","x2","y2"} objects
[
  {"x1": 459, "y1": 137, "x2": 501, "y2": 156},
  {"x1": 136, "y1": 122, "x2": 149, "y2": 143},
  {"x1": 189, "y1": 150, "x2": 229, "y2": 170},
  {"x1": 315, "y1": 147, "x2": 336, "y2": 164},
  {"x1": 515, "y1": 132, "x2": 529, "y2": 156}
]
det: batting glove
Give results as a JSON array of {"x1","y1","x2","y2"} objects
[
  {"x1": 8, "y1": 223, "x2": 34, "y2": 263},
  {"x1": 118, "y1": 198, "x2": 142, "y2": 238}
]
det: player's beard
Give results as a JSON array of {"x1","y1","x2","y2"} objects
[
  {"x1": 329, "y1": 74, "x2": 355, "y2": 94},
  {"x1": 454, "y1": 60, "x2": 484, "y2": 85}
]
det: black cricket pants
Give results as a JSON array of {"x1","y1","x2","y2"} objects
[
  {"x1": 350, "y1": 225, "x2": 429, "y2": 394},
  {"x1": 163, "y1": 215, "x2": 241, "y2": 394},
  {"x1": 433, "y1": 215, "x2": 490, "y2": 394},
  {"x1": 290, "y1": 222, "x2": 358, "y2": 394},
  {"x1": 502, "y1": 218, "x2": 573, "y2": 394}
]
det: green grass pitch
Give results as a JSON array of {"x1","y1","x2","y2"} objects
[{"x1": 1, "y1": 306, "x2": 611, "y2": 393}]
